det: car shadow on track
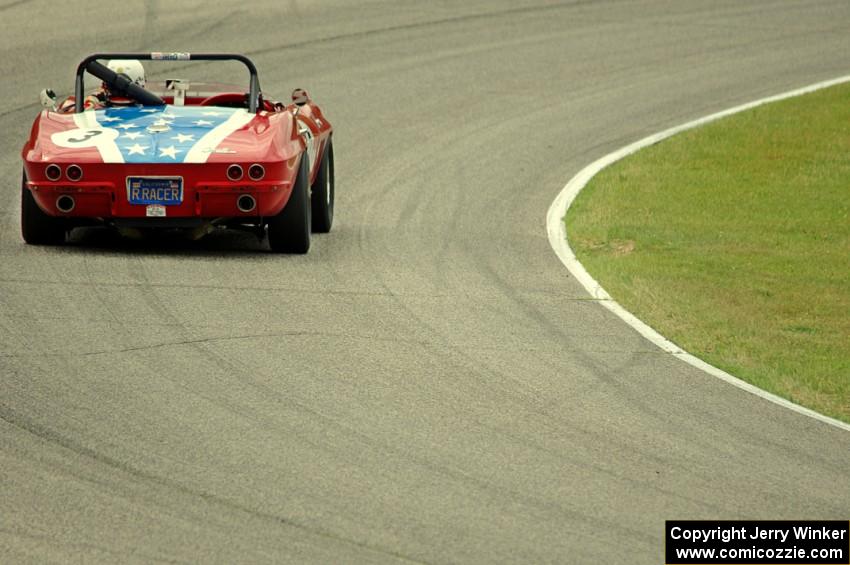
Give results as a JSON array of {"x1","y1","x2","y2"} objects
[{"x1": 63, "y1": 226, "x2": 274, "y2": 258}]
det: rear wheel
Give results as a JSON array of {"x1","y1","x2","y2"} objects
[
  {"x1": 311, "y1": 138, "x2": 334, "y2": 233},
  {"x1": 268, "y1": 155, "x2": 311, "y2": 253},
  {"x1": 21, "y1": 170, "x2": 65, "y2": 245}
]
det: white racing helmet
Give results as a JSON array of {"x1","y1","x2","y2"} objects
[{"x1": 106, "y1": 59, "x2": 146, "y2": 88}]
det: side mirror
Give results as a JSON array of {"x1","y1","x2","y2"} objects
[
  {"x1": 291, "y1": 88, "x2": 310, "y2": 106},
  {"x1": 40, "y1": 88, "x2": 57, "y2": 110}
]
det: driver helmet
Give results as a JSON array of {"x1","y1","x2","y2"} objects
[
  {"x1": 106, "y1": 59, "x2": 146, "y2": 88},
  {"x1": 101, "y1": 59, "x2": 146, "y2": 105}
]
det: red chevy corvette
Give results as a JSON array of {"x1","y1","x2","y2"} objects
[{"x1": 20, "y1": 52, "x2": 334, "y2": 253}]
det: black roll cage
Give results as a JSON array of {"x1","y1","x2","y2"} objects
[{"x1": 74, "y1": 52, "x2": 261, "y2": 113}]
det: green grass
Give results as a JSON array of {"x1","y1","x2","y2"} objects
[{"x1": 566, "y1": 83, "x2": 850, "y2": 423}]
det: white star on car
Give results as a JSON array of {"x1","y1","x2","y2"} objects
[
  {"x1": 193, "y1": 119, "x2": 214, "y2": 126},
  {"x1": 152, "y1": 119, "x2": 172, "y2": 126},
  {"x1": 116, "y1": 123, "x2": 139, "y2": 130},
  {"x1": 171, "y1": 133, "x2": 195, "y2": 143},
  {"x1": 202, "y1": 111, "x2": 223, "y2": 116},
  {"x1": 160, "y1": 113, "x2": 177, "y2": 120},
  {"x1": 159, "y1": 145, "x2": 181, "y2": 159},
  {"x1": 100, "y1": 116, "x2": 121, "y2": 122},
  {"x1": 122, "y1": 131, "x2": 144, "y2": 140},
  {"x1": 140, "y1": 108, "x2": 159, "y2": 113},
  {"x1": 127, "y1": 144, "x2": 148, "y2": 155}
]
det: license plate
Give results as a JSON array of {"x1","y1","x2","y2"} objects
[{"x1": 127, "y1": 177, "x2": 183, "y2": 206}]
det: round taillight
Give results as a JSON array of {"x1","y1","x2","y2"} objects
[
  {"x1": 66, "y1": 164, "x2": 83, "y2": 182},
  {"x1": 248, "y1": 164, "x2": 265, "y2": 181},
  {"x1": 45, "y1": 164, "x2": 62, "y2": 181},
  {"x1": 227, "y1": 164, "x2": 243, "y2": 181}
]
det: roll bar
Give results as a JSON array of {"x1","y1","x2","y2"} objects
[{"x1": 74, "y1": 52, "x2": 261, "y2": 113}]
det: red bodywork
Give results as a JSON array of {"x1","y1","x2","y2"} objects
[{"x1": 21, "y1": 82, "x2": 332, "y2": 228}]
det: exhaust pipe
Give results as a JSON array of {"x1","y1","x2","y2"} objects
[
  {"x1": 237, "y1": 194, "x2": 256, "y2": 213},
  {"x1": 56, "y1": 195, "x2": 75, "y2": 213}
]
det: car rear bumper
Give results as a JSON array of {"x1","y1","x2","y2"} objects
[{"x1": 26, "y1": 180, "x2": 293, "y2": 221}]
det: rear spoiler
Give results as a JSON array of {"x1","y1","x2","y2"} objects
[{"x1": 74, "y1": 52, "x2": 261, "y2": 113}]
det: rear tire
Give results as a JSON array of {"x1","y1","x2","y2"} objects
[
  {"x1": 311, "y1": 138, "x2": 334, "y2": 233},
  {"x1": 21, "y1": 170, "x2": 65, "y2": 245},
  {"x1": 268, "y1": 155, "x2": 311, "y2": 253}
]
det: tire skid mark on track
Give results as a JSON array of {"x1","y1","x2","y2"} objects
[
  {"x1": 6, "y1": 261, "x2": 435, "y2": 558},
  {"x1": 9, "y1": 246, "x2": 438, "y2": 558},
  {"x1": 80, "y1": 255, "x2": 137, "y2": 344},
  {"x1": 184, "y1": 9, "x2": 247, "y2": 42},
  {"x1": 367, "y1": 105, "x2": 694, "y2": 439},
  {"x1": 0, "y1": 166, "x2": 20, "y2": 250},
  {"x1": 346, "y1": 72, "x2": 821, "y2": 507},
  {"x1": 458, "y1": 248, "x2": 781, "y2": 465},
  {"x1": 247, "y1": 0, "x2": 609, "y2": 57},
  {"x1": 340, "y1": 241, "x2": 672, "y2": 547},
  {"x1": 473, "y1": 417, "x2": 729, "y2": 517},
  {"x1": 0, "y1": 526, "x2": 190, "y2": 565},
  {"x1": 64, "y1": 0, "x2": 607, "y2": 84},
  {"x1": 0, "y1": 401, "x2": 428, "y2": 564},
  {"x1": 138, "y1": 0, "x2": 160, "y2": 50},
  {"x1": 0, "y1": 0, "x2": 30, "y2": 13},
  {"x1": 109, "y1": 253, "x2": 643, "y2": 556},
  {"x1": 1, "y1": 333, "x2": 601, "y2": 360},
  {"x1": 354, "y1": 51, "x2": 848, "y2": 494},
  {"x1": 352, "y1": 234, "x2": 738, "y2": 534},
  {"x1": 0, "y1": 102, "x2": 41, "y2": 121},
  {"x1": 0, "y1": 274, "x2": 397, "y2": 297}
]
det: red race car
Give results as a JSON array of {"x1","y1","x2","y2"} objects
[{"x1": 20, "y1": 52, "x2": 334, "y2": 253}]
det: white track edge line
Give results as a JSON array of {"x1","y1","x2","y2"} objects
[{"x1": 547, "y1": 75, "x2": 850, "y2": 433}]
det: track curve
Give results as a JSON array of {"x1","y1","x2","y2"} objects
[
  {"x1": 2, "y1": 2, "x2": 849, "y2": 563},
  {"x1": 549, "y1": 75, "x2": 850, "y2": 433}
]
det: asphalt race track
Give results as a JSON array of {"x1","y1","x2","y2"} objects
[{"x1": 2, "y1": 1, "x2": 849, "y2": 563}]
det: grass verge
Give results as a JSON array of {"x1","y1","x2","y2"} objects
[{"x1": 565, "y1": 83, "x2": 850, "y2": 423}]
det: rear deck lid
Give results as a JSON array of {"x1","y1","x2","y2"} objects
[{"x1": 46, "y1": 105, "x2": 257, "y2": 164}]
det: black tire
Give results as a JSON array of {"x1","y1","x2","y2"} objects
[
  {"x1": 311, "y1": 138, "x2": 334, "y2": 233},
  {"x1": 268, "y1": 155, "x2": 311, "y2": 253},
  {"x1": 21, "y1": 170, "x2": 65, "y2": 245}
]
